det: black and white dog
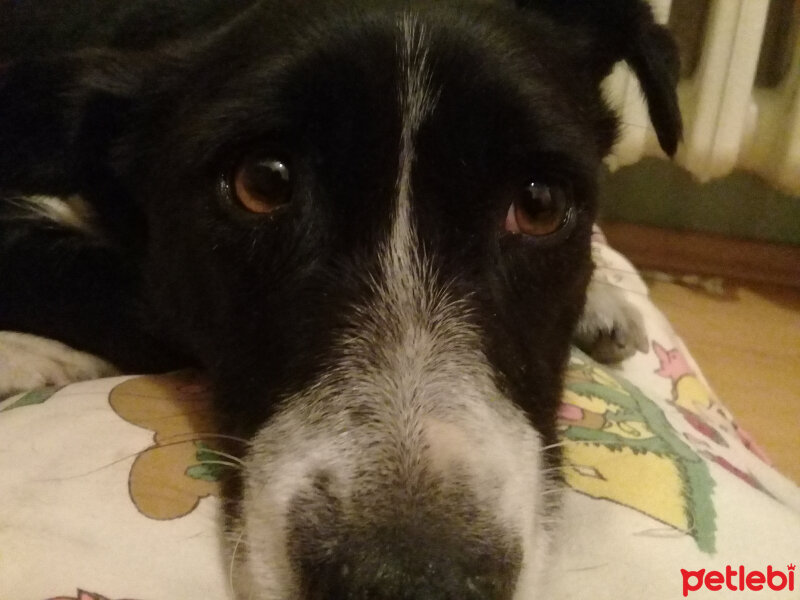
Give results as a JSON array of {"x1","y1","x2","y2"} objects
[{"x1": 0, "y1": 1, "x2": 681, "y2": 597}]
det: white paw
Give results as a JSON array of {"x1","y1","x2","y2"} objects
[
  {"x1": 574, "y1": 281, "x2": 648, "y2": 364},
  {"x1": 0, "y1": 332, "x2": 118, "y2": 399}
]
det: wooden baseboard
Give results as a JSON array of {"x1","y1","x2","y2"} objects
[{"x1": 601, "y1": 222, "x2": 800, "y2": 288}]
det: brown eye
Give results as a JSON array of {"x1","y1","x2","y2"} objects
[
  {"x1": 504, "y1": 182, "x2": 572, "y2": 237},
  {"x1": 233, "y1": 155, "x2": 292, "y2": 214}
]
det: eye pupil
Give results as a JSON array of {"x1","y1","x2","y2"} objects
[
  {"x1": 521, "y1": 182, "x2": 556, "y2": 220},
  {"x1": 262, "y1": 159, "x2": 290, "y2": 183},
  {"x1": 232, "y1": 155, "x2": 292, "y2": 214}
]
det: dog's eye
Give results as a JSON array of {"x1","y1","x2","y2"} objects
[
  {"x1": 233, "y1": 156, "x2": 292, "y2": 214},
  {"x1": 505, "y1": 182, "x2": 573, "y2": 238}
]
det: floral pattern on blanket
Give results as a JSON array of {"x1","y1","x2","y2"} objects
[
  {"x1": 108, "y1": 371, "x2": 225, "y2": 520},
  {"x1": 652, "y1": 340, "x2": 773, "y2": 478},
  {"x1": 560, "y1": 350, "x2": 718, "y2": 553}
]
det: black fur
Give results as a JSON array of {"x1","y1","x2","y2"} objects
[{"x1": 0, "y1": 1, "x2": 681, "y2": 597}]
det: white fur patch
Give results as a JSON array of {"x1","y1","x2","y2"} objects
[
  {"x1": 0, "y1": 332, "x2": 117, "y2": 399},
  {"x1": 3, "y1": 195, "x2": 98, "y2": 234}
]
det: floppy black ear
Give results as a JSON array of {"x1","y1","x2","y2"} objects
[
  {"x1": 0, "y1": 50, "x2": 145, "y2": 196},
  {"x1": 516, "y1": 0, "x2": 683, "y2": 156}
]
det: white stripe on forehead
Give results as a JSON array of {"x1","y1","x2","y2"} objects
[
  {"x1": 398, "y1": 13, "x2": 435, "y2": 159},
  {"x1": 383, "y1": 14, "x2": 437, "y2": 287}
]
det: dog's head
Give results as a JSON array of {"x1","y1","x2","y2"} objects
[{"x1": 0, "y1": 1, "x2": 680, "y2": 597}]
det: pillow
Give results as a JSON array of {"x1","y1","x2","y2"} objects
[{"x1": 1, "y1": 240, "x2": 798, "y2": 600}]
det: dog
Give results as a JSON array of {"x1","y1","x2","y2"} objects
[{"x1": 0, "y1": 1, "x2": 681, "y2": 597}]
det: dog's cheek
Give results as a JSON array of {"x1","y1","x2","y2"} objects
[{"x1": 475, "y1": 229, "x2": 593, "y2": 428}]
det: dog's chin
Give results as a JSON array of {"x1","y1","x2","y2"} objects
[{"x1": 231, "y1": 393, "x2": 555, "y2": 600}]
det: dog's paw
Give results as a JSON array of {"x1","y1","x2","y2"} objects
[
  {"x1": 0, "y1": 332, "x2": 118, "y2": 399},
  {"x1": 574, "y1": 282, "x2": 648, "y2": 364}
]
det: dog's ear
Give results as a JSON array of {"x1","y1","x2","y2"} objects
[
  {"x1": 516, "y1": 0, "x2": 682, "y2": 156},
  {"x1": 0, "y1": 50, "x2": 151, "y2": 195}
]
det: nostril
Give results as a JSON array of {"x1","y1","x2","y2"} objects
[
  {"x1": 286, "y1": 475, "x2": 521, "y2": 600},
  {"x1": 298, "y1": 540, "x2": 519, "y2": 600}
]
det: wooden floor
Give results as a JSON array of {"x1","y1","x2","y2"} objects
[{"x1": 603, "y1": 223, "x2": 800, "y2": 484}]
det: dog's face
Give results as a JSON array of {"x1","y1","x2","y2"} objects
[
  {"x1": 131, "y1": 8, "x2": 606, "y2": 595},
  {"x1": 0, "y1": 1, "x2": 680, "y2": 597}
]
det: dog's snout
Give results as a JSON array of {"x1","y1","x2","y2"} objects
[
  {"x1": 237, "y1": 226, "x2": 554, "y2": 597},
  {"x1": 287, "y1": 476, "x2": 521, "y2": 600}
]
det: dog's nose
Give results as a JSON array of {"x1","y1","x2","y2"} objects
[
  {"x1": 287, "y1": 475, "x2": 522, "y2": 600},
  {"x1": 297, "y1": 527, "x2": 519, "y2": 600}
]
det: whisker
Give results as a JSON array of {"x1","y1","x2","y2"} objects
[
  {"x1": 35, "y1": 435, "x2": 245, "y2": 482},
  {"x1": 198, "y1": 460, "x2": 242, "y2": 470},
  {"x1": 229, "y1": 526, "x2": 247, "y2": 597},
  {"x1": 540, "y1": 441, "x2": 568, "y2": 451},
  {"x1": 224, "y1": 532, "x2": 250, "y2": 545},
  {"x1": 563, "y1": 562, "x2": 610, "y2": 573},
  {"x1": 587, "y1": 278, "x2": 650, "y2": 297},
  {"x1": 199, "y1": 447, "x2": 247, "y2": 466},
  {"x1": 159, "y1": 431, "x2": 252, "y2": 448}
]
